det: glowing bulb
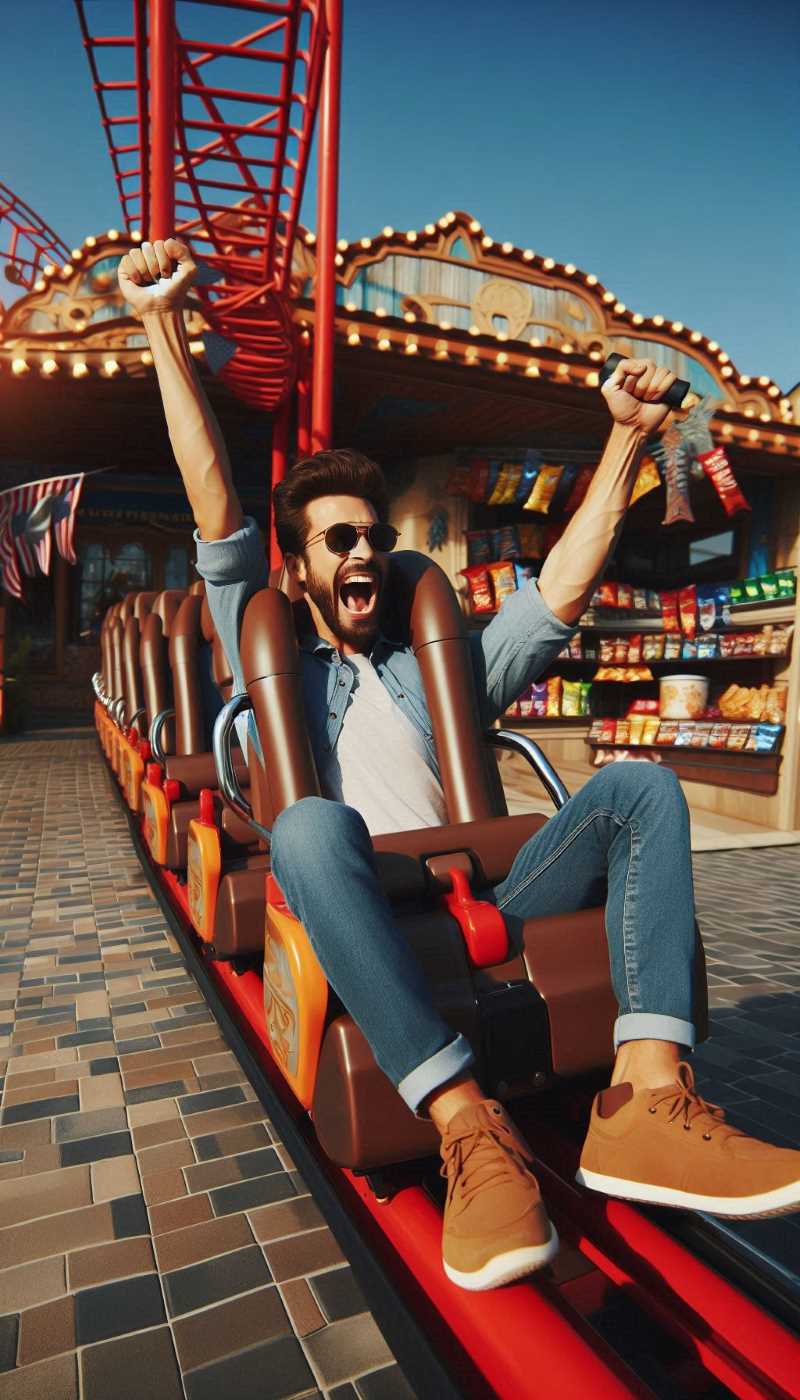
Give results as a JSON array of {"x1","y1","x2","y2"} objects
[
  {"x1": 586, "y1": 371, "x2": 600, "y2": 387},
  {"x1": 131, "y1": 230, "x2": 142, "y2": 242},
  {"x1": 707, "y1": 341, "x2": 718, "y2": 352},
  {"x1": 424, "y1": 223, "x2": 435, "y2": 235},
  {"x1": 344, "y1": 301, "x2": 356, "y2": 312},
  {"x1": 84, "y1": 236, "x2": 97, "y2": 248},
  {"x1": 468, "y1": 324, "x2": 480, "y2": 336},
  {"x1": 347, "y1": 332, "x2": 360, "y2": 345},
  {"x1": 377, "y1": 337, "x2": 391, "y2": 351},
  {"x1": 589, "y1": 349, "x2": 603, "y2": 361},
  {"x1": 107, "y1": 229, "x2": 120, "y2": 240},
  {"x1": 759, "y1": 413, "x2": 770, "y2": 422},
  {"x1": 768, "y1": 385, "x2": 780, "y2": 397},
  {"x1": 375, "y1": 306, "x2": 387, "y2": 317},
  {"x1": 564, "y1": 263, "x2": 576, "y2": 275},
  {"x1": 304, "y1": 232, "x2": 316, "y2": 244},
  {"x1": 71, "y1": 248, "x2": 82, "y2": 260},
  {"x1": 481, "y1": 236, "x2": 493, "y2": 248},
  {"x1": 525, "y1": 362, "x2": 540, "y2": 377},
  {"x1": 104, "y1": 358, "x2": 120, "y2": 376},
  {"x1": 434, "y1": 341, "x2": 449, "y2": 359},
  {"x1": 543, "y1": 257, "x2": 555, "y2": 270},
  {"x1": 496, "y1": 330, "x2": 508, "y2": 342},
  {"x1": 671, "y1": 321, "x2": 683, "y2": 333},
  {"x1": 776, "y1": 434, "x2": 785, "y2": 445},
  {"x1": 748, "y1": 429, "x2": 758, "y2": 441},
  {"x1": 42, "y1": 358, "x2": 59, "y2": 375},
  {"x1": 437, "y1": 217, "x2": 449, "y2": 229},
  {"x1": 740, "y1": 375, "x2": 751, "y2": 385},
  {"x1": 405, "y1": 340, "x2": 418, "y2": 354},
  {"x1": 12, "y1": 358, "x2": 29, "y2": 375},
  {"x1": 496, "y1": 351, "x2": 508, "y2": 365},
  {"x1": 336, "y1": 238, "x2": 348, "y2": 251},
  {"x1": 718, "y1": 352, "x2": 729, "y2": 363},
  {"x1": 614, "y1": 303, "x2": 627, "y2": 314},
  {"x1": 501, "y1": 241, "x2": 513, "y2": 254},
  {"x1": 652, "y1": 314, "x2": 664, "y2": 327},
  {"x1": 586, "y1": 274, "x2": 598, "y2": 285},
  {"x1": 334, "y1": 253, "x2": 343, "y2": 266},
  {"x1": 44, "y1": 263, "x2": 56, "y2": 277},
  {"x1": 469, "y1": 220, "x2": 481, "y2": 233},
  {"x1": 632, "y1": 313, "x2": 644, "y2": 325},
  {"x1": 189, "y1": 340, "x2": 204, "y2": 355},
  {"x1": 561, "y1": 342, "x2": 574, "y2": 354},
  {"x1": 602, "y1": 292, "x2": 614, "y2": 304},
  {"x1": 382, "y1": 226, "x2": 394, "y2": 237},
  {"x1": 690, "y1": 331, "x2": 701, "y2": 343},
  {"x1": 557, "y1": 363, "x2": 569, "y2": 376},
  {"x1": 722, "y1": 424, "x2": 733, "y2": 437},
  {"x1": 721, "y1": 366, "x2": 733, "y2": 377},
  {"x1": 744, "y1": 408, "x2": 755, "y2": 418},
  {"x1": 522, "y1": 249, "x2": 534, "y2": 261},
  {"x1": 438, "y1": 320, "x2": 451, "y2": 331},
  {"x1": 403, "y1": 311, "x2": 416, "y2": 322},
  {"x1": 140, "y1": 350, "x2": 153, "y2": 366},
  {"x1": 406, "y1": 231, "x2": 417, "y2": 242},
  {"x1": 758, "y1": 375, "x2": 770, "y2": 386},
  {"x1": 72, "y1": 361, "x2": 89, "y2": 378},
  {"x1": 34, "y1": 278, "x2": 46, "y2": 292}
]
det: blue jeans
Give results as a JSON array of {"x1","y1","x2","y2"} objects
[{"x1": 271, "y1": 761, "x2": 698, "y2": 1115}]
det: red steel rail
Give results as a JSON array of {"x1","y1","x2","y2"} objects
[
  {"x1": 0, "y1": 183, "x2": 71, "y2": 292},
  {"x1": 74, "y1": 0, "x2": 331, "y2": 416}
]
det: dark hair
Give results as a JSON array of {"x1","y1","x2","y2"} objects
[{"x1": 273, "y1": 449, "x2": 389, "y2": 555}]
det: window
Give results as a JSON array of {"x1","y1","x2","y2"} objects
[{"x1": 689, "y1": 531, "x2": 735, "y2": 567}]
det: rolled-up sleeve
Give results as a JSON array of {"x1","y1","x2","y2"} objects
[
  {"x1": 193, "y1": 515, "x2": 269, "y2": 695},
  {"x1": 474, "y1": 577, "x2": 579, "y2": 723}
]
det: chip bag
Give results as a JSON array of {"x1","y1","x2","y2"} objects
[
  {"x1": 466, "y1": 530, "x2": 492, "y2": 565},
  {"x1": 460, "y1": 564, "x2": 494, "y2": 614},
  {"x1": 679, "y1": 584, "x2": 698, "y2": 639},
  {"x1": 546, "y1": 676, "x2": 562, "y2": 717},
  {"x1": 524, "y1": 464, "x2": 564, "y2": 514},
  {"x1": 487, "y1": 560, "x2": 517, "y2": 607},
  {"x1": 697, "y1": 446, "x2": 751, "y2": 518},
  {"x1": 631, "y1": 454, "x2": 661, "y2": 505},
  {"x1": 561, "y1": 680, "x2": 582, "y2": 716}
]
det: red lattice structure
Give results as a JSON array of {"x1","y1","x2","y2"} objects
[
  {"x1": 75, "y1": 0, "x2": 338, "y2": 423},
  {"x1": 0, "y1": 183, "x2": 70, "y2": 294}
]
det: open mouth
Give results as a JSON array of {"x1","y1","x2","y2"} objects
[{"x1": 338, "y1": 572, "x2": 379, "y2": 618}]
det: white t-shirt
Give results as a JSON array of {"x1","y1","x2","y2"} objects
[{"x1": 319, "y1": 653, "x2": 448, "y2": 836}]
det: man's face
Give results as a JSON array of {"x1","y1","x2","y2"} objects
[{"x1": 287, "y1": 494, "x2": 390, "y2": 651}]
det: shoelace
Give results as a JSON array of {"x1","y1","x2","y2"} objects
[
  {"x1": 440, "y1": 1114, "x2": 534, "y2": 1206},
  {"x1": 649, "y1": 1062, "x2": 745, "y2": 1142}
]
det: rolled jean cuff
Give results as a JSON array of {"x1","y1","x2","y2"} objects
[
  {"x1": 397, "y1": 1033, "x2": 476, "y2": 1117},
  {"x1": 614, "y1": 1012, "x2": 695, "y2": 1053}
]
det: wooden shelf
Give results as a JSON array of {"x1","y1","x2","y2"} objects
[
  {"x1": 579, "y1": 601, "x2": 795, "y2": 633},
  {"x1": 502, "y1": 716, "x2": 590, "y2": 729},
  {"x1": 587, "y1": 742, "x2": 782, "y2": 795}
]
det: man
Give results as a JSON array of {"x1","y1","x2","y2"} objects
[{"x1": 120, "y1": 237, "x2": 800, "y2": 1293}]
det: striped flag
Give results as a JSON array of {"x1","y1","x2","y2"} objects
[{"x1": 0, "y1": 472, "x2": 85, "y2": 599}]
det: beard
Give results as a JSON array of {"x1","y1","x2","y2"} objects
[{"x1": 304, "y1": 556, "x2": 383, "y2": 650}]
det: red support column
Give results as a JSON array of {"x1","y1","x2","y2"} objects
[
  {"x1": 297, "y1": 342, "x2": 312, "y2": 456},
  {"x1": 149, "y1": 0, "x2": 176, "y2": 240},
  {"x1": 269, "y1": 397, "x2": 291, "y2": 573},
  {"x1": 311, "y1": 0, "x2": 342, "y2": 452}
]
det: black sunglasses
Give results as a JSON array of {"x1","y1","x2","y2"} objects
[{"x1": 303, "y1": 522, "x2": 400, "y2": 556}]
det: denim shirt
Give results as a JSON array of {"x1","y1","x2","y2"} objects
[{"x1": 194, "y1": 517, "x2": 578, "y2": 784}]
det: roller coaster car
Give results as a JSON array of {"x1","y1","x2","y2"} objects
[{"x1": 214, "y1": 552, "x2": 708, "y2": 1172}]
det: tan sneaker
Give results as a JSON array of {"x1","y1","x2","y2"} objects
[
  {"x1": 439, "y1": 1099, "x2": 559, "y2": 1290},
  {"x1": 576, "y1": 1062, "x2": 800, "y2": 1219}
]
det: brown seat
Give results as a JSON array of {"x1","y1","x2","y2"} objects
[
  {"x1": 239, "y1": 552, "x2": 709, "y2": 1169},
  {"x1": 140, "y1": 589, "x2": 187, "y2": 756}
]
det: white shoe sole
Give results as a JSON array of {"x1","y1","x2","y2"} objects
[
  {"x1": 443, "y1": 1223, "x2": 560, "y2": 1291},
  {"x1": 575, "y1": 1166, "x2": 800, "y2": 1219}
]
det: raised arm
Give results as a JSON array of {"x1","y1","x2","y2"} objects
[
  {"x1": 537, "y1": 359, "x2": 677, "y2": 626},
  {"x1": 118, "y1": 237, "x2": 242, "y2": 542}
]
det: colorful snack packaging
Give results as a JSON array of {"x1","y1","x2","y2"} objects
[
  {"x1": 708, "y1": 723, "x2": 732, "y2": 749},
  {"x1": 681, "y1": 639, "x2": 698, "y2": 659},
  {"x1": 613, "y1": 637, "x2": 629, "y2": 664},
  {"x1": 615, "y1": 720, "x2": 631, "y2": 745},
  {"x1": 719, "y1": 633, "x2": 737, "y2": 658},
  {"x1": 525, "y1": 464, "x2": 564, "y2": 514},
  {"x1": 656, "y1": 721, "x2": 679, "y2": 745},
  {"x1": 726, "y1": 724, "x2": 750, "y2": 750},
  {"x1": 768, "y1": 626, "x2": 793, "y2": 657},
  {"x1": 514, "y1": 562, "x2": 535, "y2": 588},
  {"x1": 484, "y1": 459, "x2": 501, "y2": 502},
  {"x1": 598, "y1": 581, "x2": 619, "y2": 609},
  {"x1": 674, "y1": 723, "x2": 695, "y2": 747},
  {"x1": 616, "y1": 582, "x2": 633, "y2": 610},
  {"x1": 659, "y1": 428, "x2": 694, "y2": 525},
  {"x1": 697, "y1": 634, "x2": 719, "y2": 659},
  {"x1": 728, "y1": 579, "x2": 746, "y2": 605},
  {"x1": 633, "y1": 587, "x2": 649, "y2": 611},
  {"x1": 518, "y1": 687, "x2": 535, "y2": 718},
  {"x1": 647, "y1": 590, "x2": 662, "y2": 612},
  {"x1": 599, "y1": 637, "x2": 616, "y2": 663},
  {"x1": 558, "y1": 645, "x2": 571, "y2": 660},
  {"x1": 776, "y1": 569, "x2": 797, "y2": 598},
  {"x1": 506, "y1": 699, "x2": 521, "y2": 718},
  {"x1": 549, "y1": 464, "x2": 579, "y2": 517},
  {"x1": 759, "y1": 574, "x2": 779, "y2": 601},
  {"x1": 561, "y1": 680, "x2": 582, "y2": 716},
  {"x1": 569, "y1": 635, "x2": 583, "y2": 659},
  {"x1": 546, "y1": 676, "x2": 562, "y2": 717},
  {"x1": 516, "y1": 522, "x2": 545, "y2": 557},
  {"x1": 627, "y1": 634, "x2": 642, "y2": 664},
  {"x1": 628, "y1": 714, "x2": 646, "y2": 745},
  {"x1": 599, "y1": 718, "x2": 617, "y2": 744},
  {"x1": 763, "y1": 686, "x2": 788, "y2": 723},
  {"x1": 689, "y1": 723, "x2": 713, "y2": 748},
  {"x1": 744, "y1": 577, "x2": 763, "y2": 602},
  {"x1": 460, "y1": 564, "x2": 494, "y2": 613},
  {"x1": 563, "y1": 465, "x2": 593, "y2": 515},
  {"x1": 630, "y1": 455, "x2": 661, "y2": 505},
  {"x1": 628, "y1": 698, "x2": 660, "y2": 714},
  {"x1": 579, "y1": 681, "x2": 592, "y2": 715},
  {"x1": 514, "y1": 452, "x2": 544, "y2": 506},
  {"x1": 583, "y1": 638, "x2": 598, "y2": 661},
  {"x1": 491, "y1": 524, "x2": 521, "y2": 559},
  {"x1": 663, "y1": 634, "x2": 682, "y2": 660},
  {"x1": 588, "y1": 718, "x2": 605, "y2": 742},
  {"x1": 752, "y1": 626, "x2": 771, "y2": 656},
  {"x1": 696, "y1": 587, "x2": 718, "y2": 632},
  {"x1": 679, "y1": 584, "x2": 698, "y2": 639},
  {"x1": 467, "y1": 458, "x2": 492, "y2": 502},
  {"x1": 661, "y1": 590, "x2": 680, "y2": 633},
  {"x1": 487, "y1": 560, "x2": 517, "y2": 607},
  {"x1": 697, "y1": 446, "x2": 751, "y2": 518},
  {"x1": 495, "y1": 461, "x2": 525, "y2": 506},
  {"x1": 531, "y1": 682, "x2": 549, "y2": 717},
  {"x1": 642, "y1": 716, "x2": 661, "y2": 745},
  {"x1": 754, "y1": 723, "x2": 783, "y2": 752},
  {"x1": 466, "y1": 530, "x2": 492, "y2": 565},
  {"x1": 486, "y1": 460, "x2": 514, "y2": 505}
]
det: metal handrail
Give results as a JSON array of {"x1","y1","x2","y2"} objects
[
  {"x1": 129, "y1": 708, "x2": 147, "y2": 734},
  {"x1": 485, "y1": 728, "x2": 570, "y2": 810},
  {"x1": 111, "y1": 697, "x2": 127, "y2": 727},
  {"x1": 150, "y1": 707, "x2": 175, "y2": 763},
  {"x1": 212, "y1": 693, "x2": 256, "y2": 830}
]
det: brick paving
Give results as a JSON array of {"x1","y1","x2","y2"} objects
[
  {"x1": 0, "y1": 731, "x2": 798, "y2": 1398},
  {"x1": 0, "y1": 732, "x2": 411, "y2": 1400}
]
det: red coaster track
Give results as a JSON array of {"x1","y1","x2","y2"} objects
[
  {"x1": 0, "y1": 183, "x2": 70, "y2": 294},
  {"x1": 74, "y1": 0, "x2": 336, "y2": 420}
]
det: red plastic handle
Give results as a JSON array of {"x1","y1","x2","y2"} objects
[{"x1": 442, "y1": 866, "x2": 509, "y2": 968}]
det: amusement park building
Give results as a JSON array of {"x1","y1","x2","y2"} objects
[{"x1": 1, "y1": 210, "x2": 799, "y2": 831}]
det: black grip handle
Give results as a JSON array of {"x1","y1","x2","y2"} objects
[{"x1": 599, "y1": 353, "x2": 690, "y2": 409}]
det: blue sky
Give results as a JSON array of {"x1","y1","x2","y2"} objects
[{"x1": 4, "y1": 0, "x2": 799, "y2": 388}]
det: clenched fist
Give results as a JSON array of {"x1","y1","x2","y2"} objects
[
  {"x1": 118, "y1": 237, "x2": 196, "y2": 316},
  {"x1": 601, "y1": 358, "x2": 677, "y2": 435}
]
